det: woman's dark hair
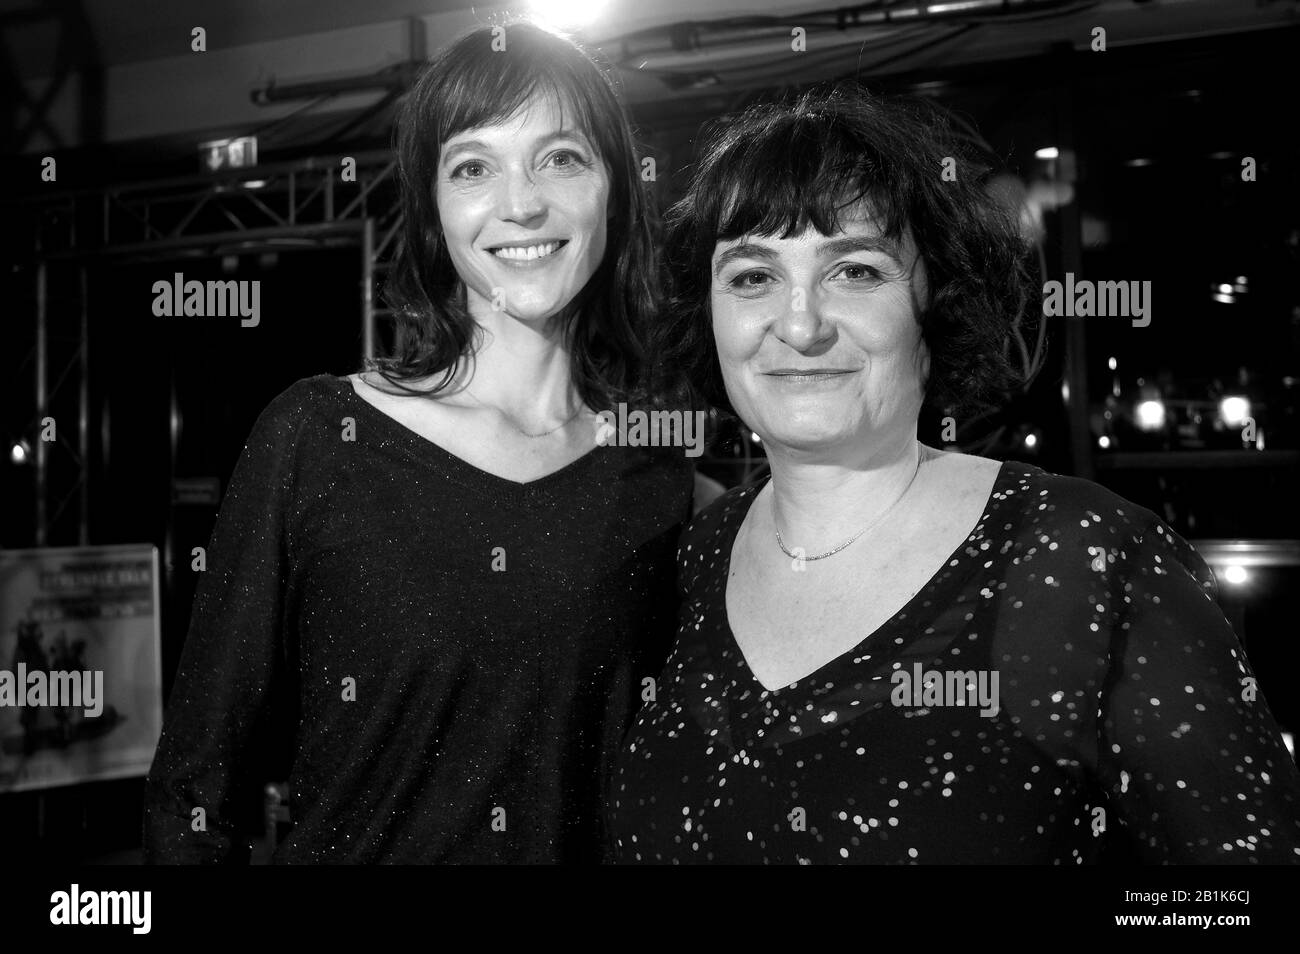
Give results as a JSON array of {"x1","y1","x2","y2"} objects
[
  {"x1": 376, "y1": 18, "x2": 659, "y2": 409},
  {"x1": 654, "y1": 84, "x2": 1036, "y2": 419}
]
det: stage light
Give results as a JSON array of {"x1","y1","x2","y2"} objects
[
  {"x1": 1107, "y1": 356, "x2": 1117, "y2": 371},
  {"x1": 1222, "y1": 564, "x2": 1248, "y2": 586},
  {"x1": 1283, "y1": 732, "x2": 1295, "y2": 759},
  {"x1": 1212, "y1": 282, "x2": 1235, "y2": 304},
  {"x1": 1219, "y1": 396, "x2": 1250, "y2": 427},
  {"x1": 750, "y1": 431, "x2": 762, "y2": 444},
  {"x1": 1135, "y1": 399, "x2": 1166, "y2": 431},
  {"x1": 1098, "y1": 435, "x2": 1111, "y2": 449},
  {"x1": 9, "y1": 439, "x2": 30, "y2": 464},
  {"x1": 1034, "y1": 146, "x2": 1059, "y2": 160},
  {"x1": 529, "y1": 0, "x2": 608, "y2": 28}
]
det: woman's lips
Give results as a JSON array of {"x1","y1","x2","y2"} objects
[
  {"x1": 487, "y1": 239, "x2": 568, "y2": 263},
  {"x1": 764, "y1": 369, "x2": 856, "y2": 380}
]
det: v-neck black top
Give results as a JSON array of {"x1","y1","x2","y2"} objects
[
  {"x1": 606, "y1": 460, "x2": 1300, "y2": 864},
  {"x1": 144, "y1": 374, "x2": 693, "y2": 863}
]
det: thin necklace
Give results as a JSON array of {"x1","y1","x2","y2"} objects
[
  {"x1": 462, "y1": 385, "x2": 588, "y2": 439},
  {"x1": 773, "y1": 442, "x2": 925, "y2": 561}
]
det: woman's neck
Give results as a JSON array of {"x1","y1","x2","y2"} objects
[
  {"x1": 457, "y1": 302, "x2": 583, "y2": 420},
  {"x1": 764, "y1": 434, "x2": 927, "y2": 550}
]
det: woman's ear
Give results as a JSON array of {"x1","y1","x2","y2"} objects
[{"x1": 915, "y1": 336, "x2": 932, "y2": 394}]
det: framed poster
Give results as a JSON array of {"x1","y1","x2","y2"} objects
[{"x1": 0, "y1": 544, "x2": 162, "y2": 793}]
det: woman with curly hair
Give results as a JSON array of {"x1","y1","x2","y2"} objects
[
  {"x1": 144, "y1": 20, "x2": 693, "y2": 864},
  {"x1": 606, "y1": 87, "x2": 1300, "y2": 864}
]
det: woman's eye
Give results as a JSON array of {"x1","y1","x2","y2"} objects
[
  {"x1": 450, "y1": 160, "x2": 487, "y2": 181},
  {"x1": 835, "y1": 263, "x2": 881, "y2": 282},
  {"x1": 546, "y1": 149, "x2": 588, "y2": 171},
  {"x1": 730, "y1": 270, "x2": 772, "y2": 289}
]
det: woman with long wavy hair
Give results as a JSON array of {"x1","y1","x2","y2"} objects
[{"x1": 144, "y1": 19, "x2": 693, "y2": 864}]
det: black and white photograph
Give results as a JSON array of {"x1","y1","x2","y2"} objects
[{"x1": 2, "y1": 0, "x2": 1298, "y2": 935}]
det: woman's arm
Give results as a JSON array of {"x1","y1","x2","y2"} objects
[
  {"x1": 1098, "y1": 516, "x2": 1300, "y2": 863},
  {"x1": 142, "y1": 388, "x2": 305, "y2": 863}
]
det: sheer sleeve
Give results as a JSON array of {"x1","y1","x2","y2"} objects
[
  {"x1": 1097, "y1": 516, "x2": 1300, "y2": 863},
  {"x1": 142, "y1": 386, "x2": 306, "y2": 864}
]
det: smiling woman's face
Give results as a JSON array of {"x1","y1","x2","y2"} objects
[
  {"x1": 710, "y1": 206, "x2": 931, "y2": 456},
  {"x1": 436, "y1": 93, "x2": 610, "y2": 326}
]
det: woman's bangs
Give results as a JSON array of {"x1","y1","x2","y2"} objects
[
  {"x1": 710, "y1": 122, "x2": 896, "y2": 244},
  {"x1": 436, "y1": 61, "x2": 603, "y2": 165}
]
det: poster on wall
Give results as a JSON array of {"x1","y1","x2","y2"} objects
[{"x1": 0, "y1": 544, "x2": 162, "y2": 794}]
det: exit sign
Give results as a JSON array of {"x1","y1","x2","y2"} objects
[{"x1": 200, "y1": 136, "x2": 258, "y2": 173}]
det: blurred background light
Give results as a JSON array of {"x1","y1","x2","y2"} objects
[
  {"x1": 1135, "y1": 399, "x2": 1167, "y2": 431},
  {"x1": 1219, "y1": 395, "x2": 1251, "y2": 427},
  {"x1": 529, "y1": 0, "x2": 608, "y2": 28},
  {"x1": 1223, "y1": 564, "x2": 1249, "y2": 585}
]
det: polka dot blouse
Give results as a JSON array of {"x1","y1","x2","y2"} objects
[{"x1": 606, "y1": 459, "x2": 1300, "y2": 864}]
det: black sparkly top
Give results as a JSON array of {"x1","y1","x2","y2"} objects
[
  {"x1": 606, "y1": 460, "x2": 1300, "y2": 864},
  {"x1": 144, "y1": 374, "x2": 692, "y2": 863}
]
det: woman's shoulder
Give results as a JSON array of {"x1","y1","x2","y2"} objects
[
  {"x1": 237, "y1": 374, "x2": 356, "y2": 462},
  {"x1": 987, "y1": 457, "x2": 1217, "y2": 591},
  {"x1": 250, "y1": 374, "x2": 352, "y2": 428},
  {"x1": 992, "y1": 457, "x2": 1160, "y2": 535},
  {"x1": 674, "y1": 478, "x2": 763, "y2": 586}
]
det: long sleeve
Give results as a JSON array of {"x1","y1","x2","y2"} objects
[
  {"x1": 1098, "y1": 516, "x2": 1300, "y2": 863},
  {"x1": 142, "y1": 388, "x2": 305, "y2": 864}
]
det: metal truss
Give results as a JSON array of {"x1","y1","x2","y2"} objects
[{"x1": 6, "y1": 149, "x2": 404, "y2": 546}]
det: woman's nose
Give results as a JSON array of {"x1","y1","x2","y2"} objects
[
  {"x1": 497, "y1": 166, "x2": 545, "y2": 223},
  {"x1": 773, "y1": 285, "x2": 833, "y2": 352}
]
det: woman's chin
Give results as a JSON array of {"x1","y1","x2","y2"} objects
[
  {"x1": 756, "y1": 421, "x2": 857, "y2": 455},
  {"x1": 496, "y1": 292, "x2": 578, "y2": 326}
]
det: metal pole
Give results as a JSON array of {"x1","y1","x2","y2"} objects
[
  {"x1": 35, "y1": 260, "x2": 48, "y2": 546},
  {"x1": 79, "y1": 264, "x2": 89, "y2": 545},
  {"x1": 361, "y1": 217, "x2": 375, "y2": 364},
  {"x1": 1053, "y1": 45, "x2": 1092, "y2": 481}
]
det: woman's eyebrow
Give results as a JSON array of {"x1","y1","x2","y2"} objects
[
  {"x1": 440, "y1": 129, "x2": 593, "y2": 167},
  {"x1": 819, "y1": 235, "x2": 904, "y2": 267},
  {"x1": 712, "y1": 235, "x2": 904, "y2": 277},
  {"x1": 713, "y1": 242, "x2": 777, "y2": 277}
]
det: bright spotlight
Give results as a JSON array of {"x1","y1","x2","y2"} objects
[
  {"x1": 1098, "y1": 435, "x2": 1111, "y2": 449},
  {"x1": 1035, "y1": 146, "x2": 1060, "y2": 160},
  {"x1": 1024, "y1": 433, "x2": 1038, "y2": 449},
  {"x1": 529, "y1": 0, "x2": 608, "y2": 28},
  {"x1": 750, "y1": 431, "x2": 762, "y2": 444},
  {"x1": 9, "y1": 440, "x2": 29, "y2": 465},
  {"x1": 1222, "y1": 564, "x2": 1248, "y2": 586},
  {"x1": 1219, "y1": 396, "x2": 1250, "y2": 427},
  {"x1": 1135, "y1": 399, "x2": 1166, "y2": 431}
]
